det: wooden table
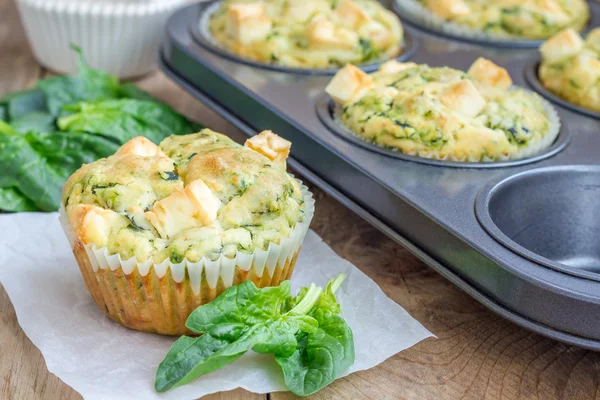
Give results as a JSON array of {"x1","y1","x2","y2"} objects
[{"x1": 2, "y1": 0, "x2": 600, "y2": 398}]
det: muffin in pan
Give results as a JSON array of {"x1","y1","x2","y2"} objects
[
  {"x1": 539, "y1": 28, "x2": 600, "y2": 113},
  {"x1": 396, "y1": 0, "x2": 589, "y2": 41},
  {"x1": 205, "y1": 0, "x2": 404, "y2": 69},
  {"x1": 60, "y1": 130, "x2": 314, "y2": 335},
  {"x1": 325, "y1": 58, "x2": 560, "y2": 162}
]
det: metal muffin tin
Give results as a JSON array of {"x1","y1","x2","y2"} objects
[{"x1": 160, "y1": 0, "x2": 600, "y2": 349}]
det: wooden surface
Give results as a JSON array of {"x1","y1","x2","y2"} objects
[{"x1": 1, "y1": 0, "x2": 600, "y2": 399}]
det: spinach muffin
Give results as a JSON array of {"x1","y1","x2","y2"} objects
[
  {"x1": 60, "y1": 130, "x2": 314, "y2": 335},
  {"x1": 539, "y1": 28, "x2": 600, "y2": 113},
  {"x1": 205, "y1": 0, "x2": 403, "y2": 69},
  {"x1": 397, "y1": 0, "x2": 588, "y2": 41},
  {"x1": 326, "y1": 59, "x2": 560, "y2": 162}
]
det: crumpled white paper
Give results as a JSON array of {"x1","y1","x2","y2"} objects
[{"x1": 0, "y1": 212, "x2": 433, "y2": 400}]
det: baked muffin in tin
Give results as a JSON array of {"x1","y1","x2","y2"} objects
[
  {"x1": 398, "y1": 0, "x2": 589, "y2": 41},
  {"x1": 539, "y1": 28, "x2": 600, "y2": 113},
  {"x1": 60, "y1": 130, "x2": 314, "y2": 335},
  {"x1": 326, "y1": 58, "x2": 560, "y2": 162},
  {"x1": 206, "y1": 0, "x2": 404, "y2": 69}
]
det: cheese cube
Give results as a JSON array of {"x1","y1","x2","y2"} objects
[
  {"x1": 540, "y1": 29, "x2": 584, "y2": 64},
  {"x1": 116, "y1": 137, "x2": 167, "y2": 158},
  {"x1": 335, "y1": 1, "x2": 370, "y2": 29},
  {"x1": 585, "y1": 27, "x2": 600, "y2": 52},
  {"x1": 325, "y1": 64, "x2": 374, "y2": 104},
  {"x1": 226, "y1": 3, "x2": 272, "y2": 44},
  {"x1": 305, "y1": 19, "x2": 358, "y2": 50},
  {"x1": 285, "y1": 0, "x2": 330, "y2": 22},
  {"x1": 569, "y1": 54, "x2": 600, "y2": 86},
  {"x1": 245, "y1": 130, "x2": 291, "y2": 168},
  {"x1": 440, "y1": 80, "x2": 486, "y2": 118},
  {"x1": 425, "y1": 0, "x2": 470, "y2": 19},
  {"x1": 467, "y1": 58, "x2": 512, "y2": 89},
  {"x1": 145, "y1": 179, "x2": 222, "y2": 239},
  {"x1": 69, "y1": 204, "x2": 128, "y2": 247},
  {"x1": 378, "y1": 60, "x2": 416, "y2": 75}
]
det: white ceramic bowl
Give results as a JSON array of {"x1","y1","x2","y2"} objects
[{"x1": 16, "y1": 0, "x2": 192, "y2": 78}]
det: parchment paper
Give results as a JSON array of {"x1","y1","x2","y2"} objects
[{"x1": 0, "y1": 212, "x2": 433, "y2": 399}]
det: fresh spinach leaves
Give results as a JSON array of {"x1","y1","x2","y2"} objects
[
  {"x1": 37, "y1": 45, "x2": 120, "y2": 116},
  {"x1": 275, "y1": 275, "x2": 354, "y2": 396},
  {"x1": 58, "y1": 99, "x2": 197, "y2": 144},
  {"x1": 0, "y1": 46, "x2": 201, "y2": 212},
  {"x1": 155, "y1": 275, "x2": 354, "y2": 397}
]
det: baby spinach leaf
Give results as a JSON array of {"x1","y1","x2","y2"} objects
[
  {"x1": 0, "y1": 126, "x2": 65, "y2": 211},
  {"x1": 25, "y1": 130, "x2": 119, "y2": 178},
  {"x1": 0, "y1": 187, "x2": 37, "y2": 212},
  {"x1": 37, "y1": 45, "x2": 119, "y2": 116},
  {"x1": 11, "y1": 111, "x2": 56, "y2": 133},
  {"x1": 156, "y1": 280, "x2": 320, "y2": 393},
  {"x1": 0, "y1": 121, "x2": 119, "y2": 211},
  {"x1": 275, "y1": 275, "x2": 354, "y2": 397},
  {"x1": 58, "y1": 99, "x2": 197, "y2": 144},
  {"x1": 0, "y1": 88, "x2": 47, "y2": 121},
  {"x1": 117, "y1": 82, "x2": 159, "y2": 102},
  {"x1": 155, "y1": 333, "x2": 251, "y2": 393}
]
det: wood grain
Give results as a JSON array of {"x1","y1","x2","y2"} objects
[{"x1": 2, "y1": 0, "x2": 600, "y2": 399}]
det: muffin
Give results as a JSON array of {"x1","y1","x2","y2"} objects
[
  {"x1": 59, "y1": 129, "x2": 314, "y2": 335},
  {"x1": 539, "y1": 28, "x2": 600, "y2": 113},
  {"x1": 397, "y1": 0, "x2": 589, "y2": 41},
  {"x1": 325, "y1": 58, "x2": 560, "y2": 162},
  {"x1": 205, "y1": 0, "x2": 404, "y2": 69}
]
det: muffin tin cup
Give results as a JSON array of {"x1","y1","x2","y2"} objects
[
  {"x1": 476, "y1": 165, "x2": 600, "y2": 281},
  {"x1": 393, "y1": 0, "x2": 597, "y2": 48},
  {"x1": 393, "y1": 0, "x2": 547, "y2": 48},
  {"x1": 58, "y1": 183, "x2": 315, "y2": 336},
  {"x1": 193, "y1": 0, "x2": 418, "y2": 75},
  {"x1": 524, "y1": 61, "x2": 600, "y2": 120},
  {"x1": 316, "y1": 93, "x2": 568, "y2": 168}
]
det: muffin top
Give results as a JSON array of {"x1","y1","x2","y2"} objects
[
  {"x1": 416, "y1": 0, "x2": 588, "y2": 40},
  {"x1": 63, "y1": 130, "x2": 305, "y2": 263},
  {"x1": 207, "y1": 0, "x2": 403, "y2": 69},
  {"x1": 539, "y1": 28, "x2": 600, "y2": 112},
  {"x1": 326, "y1": 58, "x2": 554, "y2": 161}
]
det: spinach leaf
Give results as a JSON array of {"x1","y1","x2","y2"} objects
[
  {"x1": 156, "y1": 280, "x2": 319, "y2": 393},
  {"x1": 275, "y1": 276, "x2": 354, "y2": 397},
  {"x1": 37, "y1": 45, "x2": 119, "y2": 116},
  {"x1": 0, "y1": 187, "x2": 37, "y2": 212},
  {"x1": 0, "y1": 121, "x2": 119, "y2": 211},
  {"x1": 25, "y1": 130, "x2": 119, "y2": 178},
  {"x1": 11, "y1": 111, "x2": 56, "y2": 133},
  {"x1": 58, "y1": 99, "x2": 197, "y2": 144},
  {"x1": 0, "y1": 88, "x2": 47, "y2": 121},
  {"x1": 155, "y1": 334, "x2": 251, "y2": 393},
  {"x1": 0, "y1": 122, "x2": 65, "y2": 211},
  {"x1": 117, "y1": 82, "x2": 159, "y2": 102},
  {"x1": 155, "y1": 276, "x2": 354, "y2": 397}
]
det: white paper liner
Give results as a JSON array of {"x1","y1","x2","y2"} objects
[
  {"x1": 59, "y1": 182, "x2": 314, "y2": 294},
  {"x1": 16, "y1": 0, "x2": 190, "y2": 78},
  {"x1": 198, "y1": 1, "x2": 401, "y2": 70},
  {"x1": 394, "y1": 0, "x2": 546, "y2": 43},
  {"x1": 331, "y1": 90, "x2": 561, "y2": 163}
]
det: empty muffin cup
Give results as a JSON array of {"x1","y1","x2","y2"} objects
[{"x1": 476, "y1": 165, "x2": 600, "y2": 279}]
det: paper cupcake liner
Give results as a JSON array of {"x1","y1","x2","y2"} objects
[
  {"x1": 332, "y1": 92, "x2": 561, "y2": 163},
  {"x1": 197, "y1": 1, "x2": 402, "y2": 72},
  {"x1": 394, "y1": 0, "x2": 541, "y2": 44},
  {"x1": 59, "y1": 182, "x2": 314, "y2": 335},
  {"x1": 16, "y1": 0, "x2": 191, "y2": 78}
]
